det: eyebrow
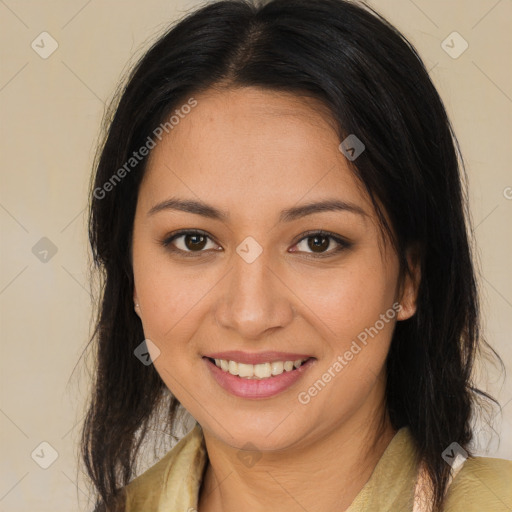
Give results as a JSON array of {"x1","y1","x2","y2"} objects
[{"x1": 147, "y1": 197, "x2": 368, "y2": 222}]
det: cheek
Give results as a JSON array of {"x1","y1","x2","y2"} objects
[
  {"x1": 132, "y1": 239, "x2": 211, "y2": 338},
  {"x1": 303, "y1": 252, "x2": 398, "y2": 340},
  {"x1": 133, "y1": 259, "x2": 208, "y2": 393},
  {"x1": 298, "y1": 250, "x2": 399, "y2": 400}
]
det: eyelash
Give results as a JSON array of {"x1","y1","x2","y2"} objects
[{"x1": 159, "y1": 229, "x2": 351, "y2": 259}]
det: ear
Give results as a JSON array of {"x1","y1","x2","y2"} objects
[
  {"x1": 133, "y1": 288, "x2": 141, "y2": 318},
  {"x1": 396, "y1": 244, "x2": 421, "y2": 321}
]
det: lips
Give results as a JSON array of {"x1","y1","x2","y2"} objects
[{"x1": 204, "y1": 355, "x2": 316, "y2": 399}]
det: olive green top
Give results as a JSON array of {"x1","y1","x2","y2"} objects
[{"x1": 123, "y1": 423, "x2": 512, "y2": 511}]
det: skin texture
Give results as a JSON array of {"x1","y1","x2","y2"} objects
[{"x1": 132, "y1": 87, "x2": 420, "y2": 512}]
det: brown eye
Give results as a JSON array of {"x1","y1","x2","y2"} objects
[
  {"x1": 291, "y1": 231, "x2": 351, "y2": 258},
  {"x1": 307, "y1": 235, "x2": 330, "y2": 253},
  {"x1": 183, "y1": 233, "x2": 208, "y2": 251},
  {"x1": 161, "y1": 230, "x2": 220, "y2": 257}
]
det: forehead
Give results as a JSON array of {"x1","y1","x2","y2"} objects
[{"x1": 140, "y1": 87, "x2": 372, "y2": 218}]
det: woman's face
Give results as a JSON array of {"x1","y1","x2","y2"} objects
[{"x1": 132, "y1": 87, "x2": 418, "y2": 451}]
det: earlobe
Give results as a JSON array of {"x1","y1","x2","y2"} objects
[
  {"x1": 397, "y1": 245, "x2": 421, "y2": 322},
  {"x1": 396, "y1": 288, "x2": 417, "y2": 321},
  {"x1": 133, "y1": 291, "x2": 141, "y2": 317}
]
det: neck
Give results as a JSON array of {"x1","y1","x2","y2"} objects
[{"x1": 198, "y1": 402, "x2": 396, "y2": 512}]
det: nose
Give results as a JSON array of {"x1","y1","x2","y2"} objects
[{"x1": 213, "y1": 251, "x2": 295, "y2": 340}]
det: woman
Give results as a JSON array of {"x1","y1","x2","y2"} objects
[{"x1": 81, "y1": 0, "x2": 512, "y2": 511}]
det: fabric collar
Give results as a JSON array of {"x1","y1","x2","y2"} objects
[{"x1": 154, "y1": 423, "x2": 419, "y2": 511}]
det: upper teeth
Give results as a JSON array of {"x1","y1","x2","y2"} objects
[{"x1": 213, "y1": 358, "x2": 309, "y2": 379}]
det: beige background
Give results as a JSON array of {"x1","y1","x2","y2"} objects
[{"x1": 0, "y1": 0, "x2": 511, "y2": 510}]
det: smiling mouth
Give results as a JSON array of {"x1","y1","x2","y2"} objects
[{"x1": 205, "y1": 356, "x2": 314, "y2": 379}]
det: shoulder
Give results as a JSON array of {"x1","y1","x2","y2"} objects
[
  {"x1": 122, "y1": 424, "x2": 206, "y2": 511},
  {"x1": 121, "y1": 446, "x2": 178, "y2": 511},
  {"x1": 443, "y1": 456, "x2": 512, "y2": 511}
]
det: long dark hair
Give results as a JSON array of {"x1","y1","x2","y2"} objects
[{"x1": 80, "y1": 0, "x2": 504, "y2": 510}]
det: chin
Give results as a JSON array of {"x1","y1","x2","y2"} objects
[{"x1": 200, "y1": 410, "x2": 313, "y2": 451}]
